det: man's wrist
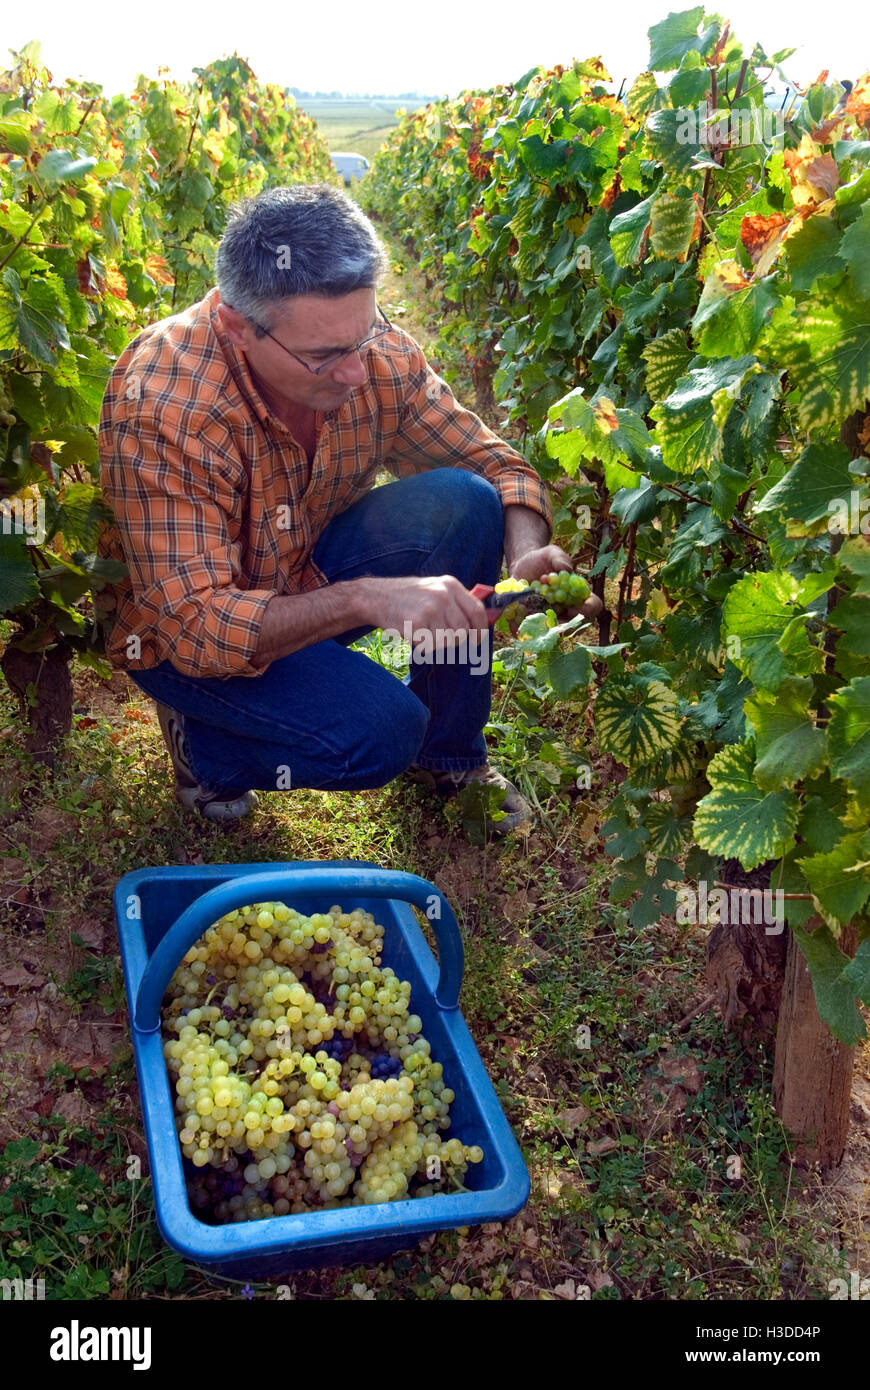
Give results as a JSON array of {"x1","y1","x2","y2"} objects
[
  {"x1": 251, "y1": 578, "x2": 375, "y2": 669},
  {"x1": 347, "y1": 575, "x2": 376, "y2": 628},
  {"x1": 503, "y1": 504, "x2": 551, "y2": 570}
]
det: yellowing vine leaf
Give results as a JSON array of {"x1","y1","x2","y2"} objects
[
  {"x1": 845, "y1": 73, "x2": 870, "y2": 130},
  {"x1": 740, "y1": 213, "x2": 789, "y2": 273},
  {"x1": 784, "y1": 136, "x2": 839, "y2": 212}
]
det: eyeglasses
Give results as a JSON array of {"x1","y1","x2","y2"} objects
[{"x1": 250, "y1": 305, "x2": 392, "y2": 376}]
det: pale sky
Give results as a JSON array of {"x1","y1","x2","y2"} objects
[{"x1": 5, "y1": 0, "x2": 869, "y2": 97}]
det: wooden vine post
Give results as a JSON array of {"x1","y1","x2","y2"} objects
[
  {"x1": 772, "y1": 919, "x2": 857, "y2": 1169},
  {"x1": 707, "y1": 893, "x2": 857, "y2": 1169}
]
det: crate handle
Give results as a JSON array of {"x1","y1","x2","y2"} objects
[{"x1": 133, "y1": 867, "x2": 464, "y2": 1035}]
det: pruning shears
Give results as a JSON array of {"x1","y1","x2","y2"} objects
[{"x1": 470, "y1": 583, "x2": 549, "y2": 626}]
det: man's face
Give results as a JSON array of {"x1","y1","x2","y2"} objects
[{"x1": 218, "y1": 288, "x2": 377, "y2": 414}]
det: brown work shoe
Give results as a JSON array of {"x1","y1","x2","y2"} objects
[{"x1": 407, "y1": 762, "x2": 533, "y2": 834}]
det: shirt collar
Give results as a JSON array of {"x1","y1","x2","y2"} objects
[{"x1": 207, "y1": 287, "x2": 276, "y2": 428}]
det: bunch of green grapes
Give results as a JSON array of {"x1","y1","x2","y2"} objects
[
  {"x1": 413, "y1": 1135, "x2": 484, "y2": 1197},
  {"x1": 493, "y1": 576, "x2": 530, "y2": 626},
  {"x1": 163, "y1": 900, "x2": 484, "y2": 1222},
  {"x1": 529, "y1": 570, "x2": 591, "y2": 607},
  {"x1": 355, "y1": 1120, "x2": 426, "y2": 1204},
  {"x1": 0, "y1": 386, "x2": 15, "y2": 430}
]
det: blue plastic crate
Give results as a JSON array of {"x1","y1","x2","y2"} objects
[{"x1": 114, "y1": 860, "x2": 530, "y2": 1279}]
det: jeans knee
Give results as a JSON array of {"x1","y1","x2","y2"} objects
[
  {"x1": 416, "y1": 471, "x2": 504, "y2": 571},
  {"x1": 446, "y1": 471, "x2": 503, "y2": 532},
  {"x1": 349, "y1": 687, "x2": 428, "y2": 785},
  {"x1": 381, "y1": 693, "x2": 429, "y2": 779}
]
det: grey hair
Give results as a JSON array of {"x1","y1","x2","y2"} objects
[{"x1": 215, "y1": 184, "x2": 387, "y2": 333}]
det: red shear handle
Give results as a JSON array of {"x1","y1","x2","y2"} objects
[{"x1": 471, "y1": 583, "x2": 500, "y2": 626}]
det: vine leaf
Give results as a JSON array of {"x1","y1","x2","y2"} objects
[
  {"x1": 799, "y1": 773, "x2": 849, "y2": 854},
  {"x1": 829, "y1": 595, "x2": 870, "y2": 656},
  {"x1": 827, "y1": 676, "x2": 870, "y2": 796},
  {"x1": 651, "y1": 355, "x2": 756, "y2": 475},
  {"x1": 647, "y1": 7, "x2": 720, "y2": 70},
  {"x1": 719, "y1": 371, "x2": 781, "y2": 495},
  {"x1": 645, "y1": 800, "x2": 693, "y2": 856},
  {"x1": 609, "y1": 196, "x2": 653, "y2": 267},
  {"x1": 839, "y1": 202, "x2": 870, "y2": 298},
  {"x1": 0, "y1": 532, "x2": 40, "y2": 613},
  {"x1": 602, "y1": 813, "x2": 649, "y2": 861},
  {"x1": 650, "y1": 189, "x2": 698, "y2": 260},
  {"x1": 741, "y1": 214, "x2": 790, "y2": 276},
  {"x1": 594, "y1": 672, "x2": 682, "y2": 768},
  {"x1": 837, "y1": 538, "x2": 870, "y2": 595},
  {"x1": 631, "y1": 742, "x2": 699, "y2": 790},
  {"x1": 777, "y1": 288, "x2": 870, "y2": 431},
  {"x1": 644, "y1": 110, "x2": 701, "y2": 176},
  {"x1": 0, "y1": 117, "x2": 32, "y2": 157},
  {"x1": 0, "y1": 268, "x2": 70, "y2": 365},
  {"x1": 626, "y1": 72, "x2": 665, "y2": 120},
  {"x1": 842, "y1": 937, "x2": 870, "y2": 1006},
  {"x1": 610, "y1": 476, "x2": 662, "y2": 525},
  {"x1": 546, "y1": 387, "x2": 645, "y2": 492},
  {"x1": 44, "y1": 483, "x2": 114, "y2": 552},
  {"x1": 784, "y1": 212, "x2": 845, "y2": 292},
  {"x1": 621, "y1": 279, "x2": 670, "y2": 334},
  {"x1": 791, "y1": 923, "x2": 866, "y2": 1046},
  {"x1": 797, "y1": 831, "x2": 870, "y2": 929},
  {"x1": 693, "y1": 741, "x2": 799, "y2": 870},
  {"x1": 610, "y1": 852, "x2": 679, "y2": 928},
  {"x1": 692, "y1": 263, "x2": 780, "y2": 358},
  {"x1": 642, "y1": 328, "x2": 694, "y2": 402},
  {"x1": 753, "y1": 441, "x2": 858, "y2": 535},
  {"x1": 744, "y1": 677, "x2": 827, "y2": 789},
  {"x1": 35, "y1": 149, "x2": 97, "y2": 184},
  {"x1": 544, "y1": 646, "x2": 593, "y2": 701},
  {"x1": 721, "y1": 571, "x2": 822, "y2": 693}
]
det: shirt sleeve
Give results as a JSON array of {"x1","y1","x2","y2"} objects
[
  {"x1": 103, "y1": 417, "x2": 277, "y2": 678},
  {"x1": 384, "y1": 341, "x2": 553, "y2": 528}
]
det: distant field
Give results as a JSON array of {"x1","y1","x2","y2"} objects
[{"x1": 297, "y1": 98, "x2": 429, "y2": 164}]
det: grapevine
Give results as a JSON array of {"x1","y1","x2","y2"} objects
[
  {"x1": 0, "y1": 42, "x2": 335, "y2": 752},
  {"x1": 363, "y1": 13, "x2": 870, "y2": 1053}
]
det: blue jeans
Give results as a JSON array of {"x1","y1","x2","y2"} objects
[{"x1": 130, "y1": 469, "x2": 504, "y2": 793}]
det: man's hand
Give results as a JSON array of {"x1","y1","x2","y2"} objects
[
  {"x1": 512, "y1": 552, "x2": 603, "y2": 624},
  {"x1": 508, "y1": 544, "x2": 574, "y2": 583},
  {"x1": 505, "y1": 519, "x2": 603, "y2": 624},
  {"x1": 361, "y1": 574, "x2": 488, "y2": 644},
  {"x1": 575, "y1": 590, "x2": 604, "y2": 622}
]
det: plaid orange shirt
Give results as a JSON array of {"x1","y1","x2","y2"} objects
[{"x1": 97, "y1": 287, "x2": 552, "y2": 678}]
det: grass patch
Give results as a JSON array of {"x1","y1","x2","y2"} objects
[{"x1": 0, "y1": 663, "x2": 854, "y2": 1299}]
